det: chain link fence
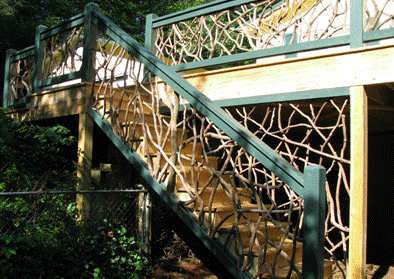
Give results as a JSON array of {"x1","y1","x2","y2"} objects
[{"x1": 0, "y1": 188, "x2": 150, "y2": 249}]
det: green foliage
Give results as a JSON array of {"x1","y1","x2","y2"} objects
[
  {"x1": 0, "y1": 0, "x2": 212, "y2": 51},
  {"x1": 0, "y1": 219, "x2": 150, "y2": 279},
  {"x1": 0, "y1": 108, "x2": 75, "y2": 192},
  {"x1": 0, "y1": 110, "x2": 150, "y2": 278},
  {"x1": 167, "y1": 0, "x2": 213, "y2": 13}
]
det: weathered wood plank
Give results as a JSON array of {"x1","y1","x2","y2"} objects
[
  {"x1": 5, "y1": 83, "x2": 90, "y2": 121},
  {"x1": 6, "y1": 98, "x2": 88, "y2": 122},
  {"x1": 349, "y1": 86, "x2": 368, "y2": 279},
  {"x1": 30, "y1": 87, "x2": 87, "y2": 108},
  {"x1": 77, "y1": 113, "x2": 94, "y2": 220}
]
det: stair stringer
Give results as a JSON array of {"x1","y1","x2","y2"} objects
[{"x1": 87, "y1": 107, "x2": 254, "y2": 279}]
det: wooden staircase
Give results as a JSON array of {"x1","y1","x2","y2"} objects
[{"x1": 93, "y1": 86, "x2": 333, "y2": 278}]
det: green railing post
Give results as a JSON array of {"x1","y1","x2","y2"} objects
[
  {"x1": 350, "y1": 0, "x2": 366, "y2": 48},
  {"x1": 302, "y1": 165, "x2": 326, "y2": 279},
  {"x1": 81, "y1": 3, "x2": 99, "y2": 83},
  {"x1": 3, "y1": 49, "x2": 16, "y2": 108},
  {"x1": 33, "y1": 25, "x2": 48, "y2": 93},
  {"x1": 145, "y1": 14, "x2": 158, "y2": 54},
  {"x1": 144, "y1": 13, "x2": 159, "y2": 80}
]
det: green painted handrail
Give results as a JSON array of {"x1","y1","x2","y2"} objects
[{"x1": 152, "y1": 0, "x2": 273, "y2": 27}]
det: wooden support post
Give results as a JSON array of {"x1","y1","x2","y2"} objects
[
  {"x1": 77, "y1": 113, "x2": 94, "y2": 220},
  {"x1": 349, "y1": 86, "x2": 368, "y2": 278},
  {"x1": 33, "y1": 25, "x2": 47, "y2": 93},
  {"x1": 81, "y1": 3, "x2": 99, "y2": 83},
  {"x1": 138, "y1": 191, "x2": 151, "y2": 258},
  {"x1": 145, "y1": 14, "x2": 158, "y2": 54},
  {"x1": 3, "y1": 49, "x2": 16, "y2": 108}
]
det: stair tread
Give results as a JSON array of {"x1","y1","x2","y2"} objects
[
  {"x1": 219, "y1": 221, "x2": 289, "y2": 231},
  {"x1": 203, "y1": 202, "x2": 260, "y2": 211},
  {"x1": 242, "y1": 238, "x2": 300, "y2": 252},
  {"x1": 241, "y1": 238, "x2": 303, "y2": 268},
  {"x1": 96, "y1": 89, "x2": 153, "y2": 103},
  {"x1": 152, "y1": 153, "x2": 219, "y2": 165}
]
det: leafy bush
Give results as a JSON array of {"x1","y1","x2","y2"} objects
[
  {"x1": 0, "y1": 108, "x2": 75, "y2": 193},
  {"x1": 0, "y1": 109, "x2": 150, "y2": 278},
  {"x1": 0, "y1": 219, "x2": 150, "y2": 279}
]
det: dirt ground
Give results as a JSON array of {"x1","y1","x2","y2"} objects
[
  {"x1": 365, "y1": 265, "x2": 394, "y2": 279},
  {"x1": 149, "y1": 259, "x2": 394, "y2": 279},
  {"x1": 149, "y1": 258, "x2": 218, "y2": 279}
]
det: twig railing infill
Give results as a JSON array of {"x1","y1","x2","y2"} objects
[{"x1": 87, "y1": 6, "x2": 326, "y2": 278}]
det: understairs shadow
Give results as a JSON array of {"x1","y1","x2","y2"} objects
[{"x1": 372, "y1": 266, "x2": 390, "y2": 279}]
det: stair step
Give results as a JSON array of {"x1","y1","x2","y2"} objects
[
  {"x1": 178, "y1": 187, "x2": 253, "y2": 215},
  {"x1": 152, "y1": 153, "x2": 219, "y2": 170},
  {"x1": 218, "y1": 222, "x2": 290, "y2": 244},
  {"x1": 176, "y1": 170, "x2": 233, "y2": 192},
  {"x1": 96, "y1": 89, "x2": 154, "y2": 105},
  {"x1": 197, "y1": 187, "x2": 252, "y2": 205},
  {"x1": 261, "y1": 260, "x2": 302, "y2": 279},
  {"x1": 121, "y1": 122, "x2": 186, "y2": 143},
  {"x1": 244, "y1": 239, "x2": 303, "y2": 271},
  {"x1": 103, "y1": 107, "x2": 171, "y2": 125},
  {"x1": 198, "y1": 202, "x2": 264, "y2": 228},
  {"x1": 96, "y1": 90, "x2": 171, "y2": 126},
  {"x1": 135, "y1": 137, "x2": 204, "y2": 155}
]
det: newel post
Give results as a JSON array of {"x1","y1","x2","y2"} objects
[
  {"x1": 350, "y1": 0, "x2": 366, "y2": 48},
  {"x1": 302, "y1": 165, "x2": 326, "y2": 279},
  {"x1": 145, "y1": 14, "x2": 158, "y2": 54},
  {"x1": 33, "y1": 25, "x2": 47, "y2": 93},
  {"x1": 81, "y1": 3, "x2": 99, "y2": 82},
  {"x1": 3, "y1": 49, "x2": 16, "y2": 108}
]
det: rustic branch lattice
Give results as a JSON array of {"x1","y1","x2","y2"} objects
[
  {"x1": 366, "y1": 0, "x2": 394, "y2": 31},
  {"x1": 154, "y1": 0, "x2": 349, "y2": 65},
  {"x1": 89, "y1": 30, "x2": 351, "y2": 276},
  {"x1": 9, "y1": 56, "x2": 34, "y2": 100},
  {"x1": 41, "y1": 26, "x2": 84, "y2": 80}
]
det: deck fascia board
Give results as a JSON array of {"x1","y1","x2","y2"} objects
[
  {"x1": 5, "y1": 82, "x2": 91, "y2": 122},
  {"x1": 162, "y1": 44, "x2": 394, "y2": 102}
]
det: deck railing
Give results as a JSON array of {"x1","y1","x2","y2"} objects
[
  {"x1": 3, "y1": 11, "x2": 86, "y2": 108},
  {"x1": 146, "y1": 0, "x2": 394, "y2": 72},
  {"x1": 4, "y1": 0, "x2": 394, "y2": 108},
  {"x1": 2, "y1": 2, "x2": 378, "y2": 278}
]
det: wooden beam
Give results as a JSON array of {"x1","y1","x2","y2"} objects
[
  {"x1": 349, "y1": 86, "x2": 368, "y2": 279},
  {"x1": 5, "y1": 83, "x2": 90, "y2": 122},
  {"x1": 158, "y1": 44, "x2": 394, "y2": 101},
  {"x1": 77, "y1": 113, "x2": 94, "y2": 220}
]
